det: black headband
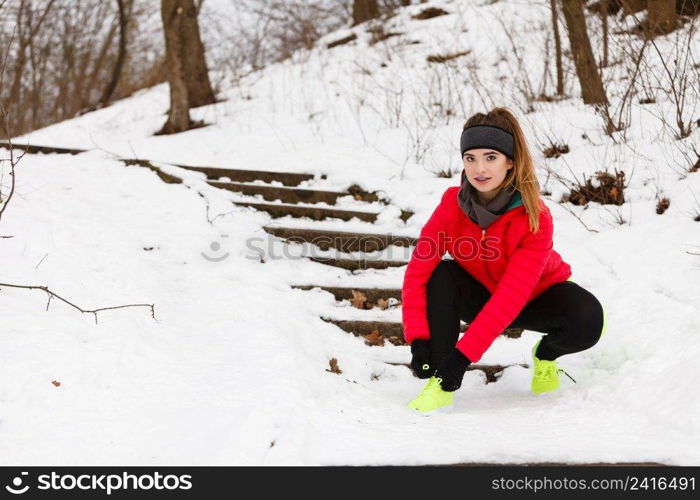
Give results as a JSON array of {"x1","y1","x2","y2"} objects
[{"x1": 460, "y1": 124, "x2": 515, "y2": 160}]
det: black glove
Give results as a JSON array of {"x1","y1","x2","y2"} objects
[
  {"x1": 435, "y1": 347, "x2": 472, "y2": 391},
  {"x1": 409, "y1": 339, "x2": 434, "y2": 379}
]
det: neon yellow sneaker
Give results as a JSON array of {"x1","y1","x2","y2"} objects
[
  {"x1": 600, "y1": 306, "x2": 608, "y2": 339},
  {"x1": 531, "y1": 339, "x2": 560, "y2": 395},
  {"x1": 407, "y1": 376, "x2": 454, "y2": 414}
]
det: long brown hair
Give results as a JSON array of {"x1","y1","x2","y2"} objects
[{"x1": 463, "y1": 107, "x2": 542, "y2": 233}]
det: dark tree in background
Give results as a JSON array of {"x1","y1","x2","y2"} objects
[
  {"x1": 180, "y1": 1, "x2": 215, "y2": 107},
  {"x1": 98, "y1": 0, "x2": 129, "y2": 107},
  {"x1": 353, "y1": 0, "x2": 379, "y2": 25},
  {"x1": 550, "y1": 0, "x2": 565, "y2": 95},
  {"x1": 159, "y1": 0, "x2": 215, "y2": 134},
  {"x1": 4, "y1": 0, "x2": 56, "y2": 133},
  {"x1": 0, "y1": 0, "x2": 165, "y2": 135},
  {"x1": 561, "y1": 0, "x2": 608, "y2": 105},
  {"x1": 161, "y1": 0, "x2": 192, "y2": 134},
  {"x1": 599, "y1": 0, "x2": 609, "y2": 68},
  {"x1": 620, "y1": 0, "x2": 647, "y2": 15},
  {"x1": 645, "y1": 0, "x2": 676, "y2": 36}
]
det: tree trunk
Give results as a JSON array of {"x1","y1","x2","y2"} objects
[
  {"x1": 645, "y1": 0, "x2": 675, "y2": 36},
  {"x1": 560, "y1": 0, "x2": 608, "y2": 105},
  {"x1": 99, "y1": 0, "x2": 129, "y2": 106},
  {"x1": 178, "y1": 0, "x2": 215, "y2": 108},
  {"x1": 550, "y1": 0, "x2": 564, "y2": 95},
  {"x1": 600, "y1": 0, "x2": 609, "y2": 68},
  {"x1": 160, "y1": 0, "x2": 191, "y2": 134},
  {"x1": 352, "y1": 0, "x2": 379, "y2": 25},
  {"x1": 620, "y1": 0, "x2": 647, "y2": 15}
]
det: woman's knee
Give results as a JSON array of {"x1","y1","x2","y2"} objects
[{"x1": 565, "y1": 289, "x2": 606, "y2": 348}]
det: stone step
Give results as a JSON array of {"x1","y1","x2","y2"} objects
[
  {"x1": 122, "y1": 159, "x2": 183, "y2": 184},
  {"x1": 321, "y1": 318, "x2": 523, "y2": 344},
  {"x1": 209, "y1": 181, "x2": 383, "y2": 205},
  {"x1": 234, "y1": 201, "x2": 380, "y2": 223},
  {"x1": 122, "y1": 160, "x2": 415, "y2": 225},
  {"x1": 263, "y1": 227, "x2": 416, "y2": 253},
  {"x1": 129, "y1": 158, "x2": 317, "y2": 186},
  {"x1": 293, "y1": 285, "x2": 401, "y2": 304},
  {"x1": 0, "y1": 141, "x2": 85, "y2": 155},
  {"x1": 209, "y1": 181, "x2": 352, "y2": 204},
  {"x1": 309, "y1": 256, "x2": 409, "y2": 271},
  {"x1": 182, "y1": 166, "x2": 315, "y2": 186},
  {"x1": 0, "y1": 145, "x2": 413, "y2": 219},
  {"x1": 386, "y1": 361, "x2": 527, "y2": 384}
]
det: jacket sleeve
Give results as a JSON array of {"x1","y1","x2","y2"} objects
[
  {"x1": 456, "y1": 204, "x2": 554, "y2": 362},
  {"x1": 401, "y1": 188, "x2": 453, "y2": 345}
]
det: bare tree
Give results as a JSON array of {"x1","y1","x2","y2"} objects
[
  {"x1": 179, "y1": 0, "x2": 215, "y2": 107},
  {"x1": 4, "y1": 0, "x2": 56, "y2": 133},
  {"x1": 98, "y1": 0, "x2": 129, "y2": 107},
  {"x1": 0, "y1": 111, "x2": 22, "y2": 224},
  {"x1": 550, "y1": 0, "x2": 564, "y2": 95},
  {"x1": 1, "y1": 0, "x2": 165, "y2": 135},
  {"x1": 160, "y1": 0, "x2": 192, "y2": 134},
  {"x1": 159, "y1": 0, "x2": 215, "y2": 134},
  {"x1": 353, "y1": 0, "x2": 379, "y2": 25},
  {"x1": 560, "y1": 0, "x2": 608, "y2": 105},
  {"x1": 645, "y1": 16, "x2": 697, "y2": 139},
  {"x1": 600, "y1": 0, "x2": 609, "y2": 68}
]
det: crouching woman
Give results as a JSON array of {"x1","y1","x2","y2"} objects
[{"x1": 401, "y1": 107, "x2": 607, "y2": 413}]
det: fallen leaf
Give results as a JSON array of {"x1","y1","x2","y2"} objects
[
  {"x1": 51, "y1": 380, "x2": 61, "y2": 387},
  {"x1": 349, "y1": 290, "x2": 368, "y2": 309},
  {"x1": 388, "y1": 336, "x2": 405, "y2": 346},
  {"x1": 362, "y1": 329, "x2": 385, "y2": 346},
  {"x1": 326, "y1": 357, "x2": 342, "y2": 374},
  {"x1": 376, "y1": 298, "x2": 389, "y2": 310}
]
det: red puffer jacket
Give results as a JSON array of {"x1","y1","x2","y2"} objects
[{"x1": 401, "y1": 186, "x2": 572, "y2": 362}]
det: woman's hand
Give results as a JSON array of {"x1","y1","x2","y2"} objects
[
  {"x1": 409, "y1": 339, "x2": 434, "y2": 379},
  {"x1": 435, "y1": 348, "x2": 472, "y2": 391}
]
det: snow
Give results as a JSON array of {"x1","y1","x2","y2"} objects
[{"x1": 2, "y1": 0, "x2": 700, "y2": 465}]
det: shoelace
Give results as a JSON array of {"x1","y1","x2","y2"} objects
[
  {"x1": 419, "y1": 377, "x2": 443, "y2": 395},
  {"x1": 535, "y1": 363, "x2": 577, "y2": 384},
  {"x1": 534, "y1": 363, "x2": 558, "y2": 382}
]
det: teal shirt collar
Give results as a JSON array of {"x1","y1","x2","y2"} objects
[{"x1": 506, "y1": 191, "x2": 523, "y2": 211}]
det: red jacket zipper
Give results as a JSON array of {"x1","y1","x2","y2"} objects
[{"x1": 479, "y1": 228, "x2": 496, "y2": 283}]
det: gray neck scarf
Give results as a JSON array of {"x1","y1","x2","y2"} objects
[{"x1": 458, "y1": 171, "x2": 518, "y2": 229}]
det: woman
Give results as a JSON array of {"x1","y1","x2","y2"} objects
[{"x1": 401, "y1": 107, "x2": 607, "y2": 414}]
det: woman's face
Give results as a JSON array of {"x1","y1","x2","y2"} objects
[{"x1": 462, "y1": 148, "x2": 514, "y2": 202}]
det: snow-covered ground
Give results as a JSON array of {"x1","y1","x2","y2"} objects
[{"x1": 2, "y1": 0, "x2": 700, "y2": 465}]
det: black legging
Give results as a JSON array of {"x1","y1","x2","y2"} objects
[{"x1": 427, "y1": 259, "x2": 605, "y2": 366}]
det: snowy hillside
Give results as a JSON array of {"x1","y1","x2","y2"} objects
[{"x1": 2, "y1": 0, "x2": 700, "y2": 465}]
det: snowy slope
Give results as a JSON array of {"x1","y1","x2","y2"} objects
[{"x1": 2, "y1": 0, "x2": 700, "y2": 465}]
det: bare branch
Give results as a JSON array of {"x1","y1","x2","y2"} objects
[
  {"x1": 0, "y1": 282, "x2": 157, "y2": 324},
  {"x1": 552, "y1": 199, "x2": 600, "y2": 233}
]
